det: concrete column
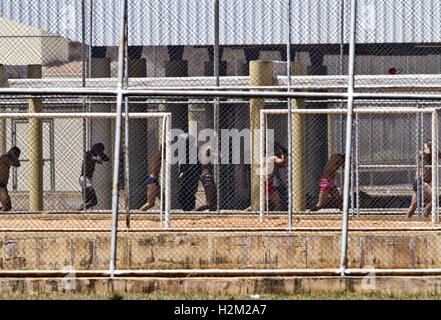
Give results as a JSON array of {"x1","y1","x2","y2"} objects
[
  {"x1": 0, "y1": 65, "x2": 5, "y2": 154},
  {"x1": 305, "y1": 55, "x2": 328, "y2": 204},
  {"x1": 250, "y1": 60, "x2": 273, "y2": 211},
  {"x1": 27, "y1": 64, "x2": 43, "y2": 211},
  {"x1": 291, "y1": 62, "x2": 306, "y2": 211},
  {"x1": 127, "y1": 50, "x2": 148, "y2": 209},
  {"x1": 90, "y1": 50, "x2": 112, "y2": 209}
]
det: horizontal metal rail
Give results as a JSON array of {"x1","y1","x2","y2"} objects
[
  {"x1": 2, "y1": 88, "x2": 441, "y2": 100},
  {"x1": 1, "y1": 268, "x2": 441, "y2": 278},
  {"x1": 262, "y1": 108, "x2": 437, "y2": 115},
  {"x1": 2, "y1": 226, "x2": 441, "y2": 232},
  {"x1": 0, "y1": 269, "x2": 342, "y2": 278},
  {"x1": 0, "y1": 112, "x2": 171, "y2": 119},
  {"x1": 359, "y1": 164, "x2": 422, "y2": 168}
]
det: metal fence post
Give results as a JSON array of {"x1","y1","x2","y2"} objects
[
  {"x1": 340, "y1": 0, "x2": 357, "y2": 276},
  {"x1": 287, "y1": 0, "x2": 293, "y2": 230},
  {"x1": 432, "y1": 109, "x2": 439, "y2": 224},
  {"x1": 109, "y1": 0, "x2": 128, "y2": 276}
]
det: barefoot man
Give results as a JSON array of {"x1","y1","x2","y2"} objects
[
  {"x1": 0, "y1": 146, "x2": 21, "y2": 211},
  {"x1": 311, "y1": 154, "x2": 345, "y2": 211},
  {"x1": 139, "y1": 148, "x2": 165, "y2": 211},
  {"x1": 406, "y1": 141, "x2": 441, "y2": 219},
  {"x1": 244, "y1": 142, "x2": 285, "y2": 212}
]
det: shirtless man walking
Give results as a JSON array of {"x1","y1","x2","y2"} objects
[
  {"x1": 244, "y1": 142, "x2": 285, "y2": 212},
  {"x1": 0, "y1": 147, "x2": 21, "y2": 211},
  {"x1": 139, "y1": 148, "x2": 165, "y2": 211},
  {"x1": 406, "y1": 141, "x2": 441, "y2": 219},
  {"x1": 79, "y1": 143, "x2": 109, "y2": 210},
  {"x1": 311, "y1": 154, "x2": 345, "y2": 211}
]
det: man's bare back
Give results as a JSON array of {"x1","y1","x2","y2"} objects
[{"x1": 320, "y1": 154, "x2": 345, "y2": 181}]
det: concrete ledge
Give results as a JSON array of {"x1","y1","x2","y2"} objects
[
  {"x1": 2, "y1": 231, "x2": 441, "y2": 270},
  {"x1": 1, "y1": 276, "x2": 441, "y2": 295}
]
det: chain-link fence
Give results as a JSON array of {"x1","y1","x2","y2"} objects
[{"x1": 2, "y1": 0, "x2": 441, "y2": 275}]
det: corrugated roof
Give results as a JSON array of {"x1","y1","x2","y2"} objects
[{"x1": 0, "y1": 0, "x2": 440, "y2": 46}]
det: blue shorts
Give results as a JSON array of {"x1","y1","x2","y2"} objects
[{"x1": 144, "y1": 176, "x2": 159, "y2": 186}]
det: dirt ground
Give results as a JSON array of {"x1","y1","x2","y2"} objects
[{"x1": 0, "y1": 211, "x2": 439, "y2": 230}]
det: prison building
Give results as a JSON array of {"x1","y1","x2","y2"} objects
[{"x1": 1, "y1": 0, "x2": 441, "y2": 212}]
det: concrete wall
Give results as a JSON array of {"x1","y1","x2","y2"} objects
[{"x1": 2, "y1": 231, "x2": 441, "y2": 271}]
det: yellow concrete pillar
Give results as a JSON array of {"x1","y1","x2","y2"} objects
[
  {"x1": 291, "y1": 62, "x2": 306, "y2": 211},
  {"x1": 27, "y1": 64, "x2": 43, "y2": 211},
  {"x1": 0, "y1": 65, "x2": 5, "y2": 154},
  {"x1": 250, "y1": 60, "x2": 273, "y2": 211}
]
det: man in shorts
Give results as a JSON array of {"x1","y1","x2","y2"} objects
[
  {"x1": 0, "y1": 146, "x2": 21, "y2": 211},
  {"x1": 310, "y1": 153, "x2": 345, "y2": 211},
  {"x1": 244, "y1": 142, "x2": 286, "y2": 212},
  {"x1": 260, "y1": 143, "x2": 286, "y2": 212},
  {"x1": 406, "y1": 140, "x2": 441, "y2": 219},
  {"x1": 78, "y1": 143, "x2": 109, "y2": 210},
  {"x1": 139, "y1": 147, "x2": 165, "y2": 211}
]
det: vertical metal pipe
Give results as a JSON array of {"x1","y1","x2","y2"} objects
[
  {"x1": 287, "y1": 0, "x2": 293, "y2": 230},
  {"x1": 369, "y1": 115, "x2": 373, "y2": 186},
  {"x1": 124, "y1": 13, "x2": 130, "y2": 229},
  {"x1": 339, "y1": 0, "x2": 357, "y2": 277},
  {"x1": 416, "y1": 113, "x2": 421, "y2": 218},
  {"x1": 81, "y1": 0, "x2": 87, "y2": 213},
  {"x1": 421, "y1": 113, "x2": 425, "y2": 217},
  {"x1": 265, "y1": 113, "x2": 269, "y2": 216},
  {"x1": 408, "y1": 114, "x2": 412, "y2": 185},
  {"x1": 350, "y1": 121, "x2": 354, "y2": 218},
  {"x1": 165, "y1": 114, "x2": 171, "y2": 229},
  {"x1": 88, "y1": 0, "x2": 93, "y2": 149},
  {"x1": 160, "y1": 116, "x2": 166, "y2": 228},
  {"x1": 214, "y1": 0, "x2": 221, "y2": 213},
  {"x1": 259, "y1": 109, "x2": 265, "y2": 222},
  {"x1": 12, "y1": 122, "x2": 17, "y2": 190},
  {"x1": 355, "y1": 113, "x2": 360, "y2": 218},
  {"x1": 109, "y1": 0, "x2": 128, "y2": 276},
  {"x1": 339, "y1": 0, "x2": 345, "y2": 188},
  {"x1": 437, "y1": 109, "x2": 440, "y2": 224},
  {"x1": 50, "y1": 120, "x2": 55, "y2": 191},
  {"x1": 432, "y1": 109, "x2": 439, "y2": 224}
]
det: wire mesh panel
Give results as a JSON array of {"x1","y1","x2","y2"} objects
[
  {"x1": 263, "y1": 107, "x2": 347, "y2": 230},
  {"x1": 5, "y1": 0, "x2": 441, "y2": 277}
]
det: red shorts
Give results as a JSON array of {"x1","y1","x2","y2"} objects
[
  {"x1": 319, "y1": 179, "x2": 336, "y2": 191},
  {"x1": 265, "y1": 183, "x2": 277, "y2": 195}
]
